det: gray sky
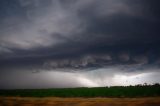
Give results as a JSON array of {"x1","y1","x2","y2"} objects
[{"x1": 0, "y1": 0, "x2": 160, "y2": 89}]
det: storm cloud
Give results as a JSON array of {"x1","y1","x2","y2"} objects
[{"x1": 0, "y1": 0, "x2": 160, "y2": 89}]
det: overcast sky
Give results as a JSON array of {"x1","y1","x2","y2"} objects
[{"x1": 0, "y1": 0, "x2": 160, "y2": 89}]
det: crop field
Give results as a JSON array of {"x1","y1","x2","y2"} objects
[
  {"x1": 0, "y1": 85, "x2": 160, "y2": 97},
  {"x1": 0, "y1": 85, "x2": 160, "y2": 106}
]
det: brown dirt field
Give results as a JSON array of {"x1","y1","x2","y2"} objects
[{"x1": 0, "y1": 97, "x2": 160, "y2": 106}]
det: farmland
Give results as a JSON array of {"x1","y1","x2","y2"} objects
[
  {"x1": 0, "y1": 97, "x2": 160, "y2": 106},
  {"x1": 0, "y1": 85, "x2": 160, "y2": 97},
  {"x1": 0, "y1": 85, "x2": 160, "y2": 106}
]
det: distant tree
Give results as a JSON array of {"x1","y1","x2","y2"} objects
[
  {"x1": 143, "y1": 83, "x2": 148, "y2": 86},
  {"x1": 153, "y1": 83, "x2": 160, "y2": 87},
  {"x1": 136, "y1": 84, "x2": 142, "y2": 87}
]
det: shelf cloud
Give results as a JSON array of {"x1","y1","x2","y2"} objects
[{"x1": 0, "y1": 0, "x2": 160, "y2": 89}]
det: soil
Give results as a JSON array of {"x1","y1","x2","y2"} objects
[{"x1": 0, "y1": 97, "x2": 160, "y2": 106}]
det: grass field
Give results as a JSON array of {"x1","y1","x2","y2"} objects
[
  {"x1": 0, "y1": 85, "x2": 160, "y2": 106},
  {"x1": 0, "y1": 97, "x2": 160, "y2": 106},
  {"x1": 0, "y1": 85, "x2": 160, "y2": 97}
]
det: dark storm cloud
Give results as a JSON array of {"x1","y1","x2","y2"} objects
[
  {"x1": 0, "y1": 0, "x2": 160, "y2": 69},
  {"x1": 0, "y1": 0, "x2": 160, "y2": 88}
]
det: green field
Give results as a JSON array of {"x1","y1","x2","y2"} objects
[{"x1": 0, "y1": 85, "x2": 160, "y2": 97}]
